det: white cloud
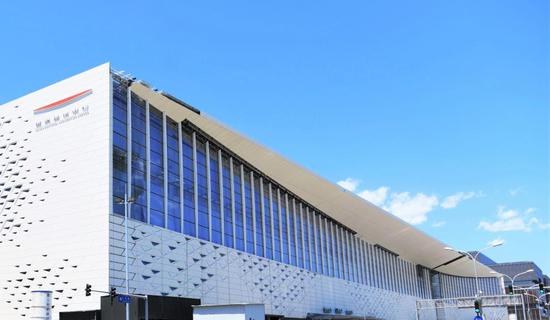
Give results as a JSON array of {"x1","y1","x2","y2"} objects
[
  {"x1": 383, "y1": 192, "x2": 439, "y2": 225},
  {"x1": 496, "y1": 207, "x2": 519, "y2": 220},
  {"x1": 336, "y1": 177, "x2": 484, "y2": 226},
  {"x1": 357, "y1": 187, "x2": 389, "y2": 206},
  {"x1": 337, "y1": 178, "x2": 361, "y2": 192},
  {"x1": 441, "y1": 191, "x2": 480, "y2": 209},
  {"x1": 508, "y1": 187, "x2": 523, "y2": 197},
  {"x1": 479, "y1": 206, "x2": 550, "y2": 232},
  {"x1": 432, "y1": 221, "x2": 446, "y2": 228},
  {"x1": 479, "y1": 218, "x2": 528, "y2": 232},
  {"x1": 528, "y1": 217, "x2": 550, "y2": 230}
]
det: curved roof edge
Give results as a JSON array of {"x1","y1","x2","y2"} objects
[{"x1": 129, "y1": 81, "x2": 499, "y2": 278}]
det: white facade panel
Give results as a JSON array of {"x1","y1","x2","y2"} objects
[
  {"x1": 0, "y1": 64, "x2": 112, "y2": 319},
  {"x1": 109, "y1": 216, "x2": 419, "y2": 320}
]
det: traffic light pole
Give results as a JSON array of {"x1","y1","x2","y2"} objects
[{"x1": 84, "y1": 285, "x2": 148, "y2": 320}]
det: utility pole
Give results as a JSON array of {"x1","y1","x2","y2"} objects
[{"x1": 116, "y1": 190, "x2": 134, "y2": 320}]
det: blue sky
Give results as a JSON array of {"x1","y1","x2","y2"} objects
[{"x1": 1, "y1": 1, "x2": 548, "y2": 273}]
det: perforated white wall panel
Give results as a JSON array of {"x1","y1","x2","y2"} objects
[
  {"x1": 109, "y1": 216, "x2": 419, "y2": 320},
  {"x1": 0, "y1": 64, "x2": 112, "y2": 319}
]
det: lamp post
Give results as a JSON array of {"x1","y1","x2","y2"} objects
[
  {"x1": 491, "y1": 269, "x2": 534, "y2": 318},
  {"x1": 115, "y1": 192, "x2": 134, "y2": 320},
  {"x1": 445, "y1": 240, "x2": 504, "y2": 297}
]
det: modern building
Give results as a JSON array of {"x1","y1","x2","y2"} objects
[
  {"x1": 484, "y1": 261, "x2": 549, "y2": 319},
  {"x1": 486, "y1": 261, "x2": 546, "y2": 289},
  {"x1": 0, "y1": 63, "x2": 504, "y2": 320}
]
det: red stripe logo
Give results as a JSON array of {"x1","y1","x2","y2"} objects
[{"x1": 34, "y1": 89, "x2": 93, "y2": 114}]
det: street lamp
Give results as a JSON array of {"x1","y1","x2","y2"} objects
[
  {"x1": 490, "y1": 269, "x2": 534, "y2": 289},
  {"x1": 115, "y1": 192, "x2": 134, "y2": 320},
  {"x1": 445, "y1": 240, "x2": 504, "y2": 297},
  {"x1": 490, "y1": 269, "x2": 534, "y2": 316}
]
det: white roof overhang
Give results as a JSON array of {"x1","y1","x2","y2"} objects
[{"x1": 129, "y1": 81, "x2": 498, "y2": 278}]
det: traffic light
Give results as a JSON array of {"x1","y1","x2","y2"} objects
[
  {"x1": 110, "y1": 287, "x2": 117, "y2": 304},
  {"x1": 474, "y1": 299, "x2": 482, "y2": 315},
  {"x1": 85, "y1": 284, "x2": 91, "y2": 297},
  {"x1": 508, "y1": 284, "x2": 513, "y2": 295},
  {"x1": 539, "y1": 281, "x2": 545, "y2": 295}
]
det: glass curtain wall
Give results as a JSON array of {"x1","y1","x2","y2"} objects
[
  {"x1": 130, "y1": 93, "x2": 147, "y2": 222},
  {"x1": 244, "y1": 168, "x2": 254, "y2": 254},
  {"x1": 182, "y1": 128, "x2": 195, "y2": 236},
  {"x1": 209, "y1": 144, "x2": 222, "y2": 244},
  {"x1": 112, "y1": 80, "x2": 128, "y2": 214},
  {"x1": 111, "y1": 85, "x2": 456, "y2": 298},
  {"x1": 149, "y1": 105, "x2": 164, "y2": 227},
  {"x1": 166, "y1": 118, "x2": 181, "y2": 232}
]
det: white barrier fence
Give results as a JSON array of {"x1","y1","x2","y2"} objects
[{"x1": 416, "y1": 294, "x2": 527, "y2": 320}]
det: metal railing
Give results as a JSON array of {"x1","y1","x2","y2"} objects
[{"x1": 416, "y1": 294, "x2": 527, "y2": 320}]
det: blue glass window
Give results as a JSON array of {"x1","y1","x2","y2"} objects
[
  {"x1": 357, "y1": 239, "x2": 363, "y2": 284},
  {"x1": 243, "y1": 168, "x2": 254, "y2": 254},
  {"x1": 350, "y1": 233, "x2": 356, "y2": 282},
  {"x1": 253, "y1": 176, "x2": 263, "y2": 257},
  {"x1": 331, "y1": 224, "x2": 337, "y2": 279},
  {"x1": 209, "y1": 144, "x2": 222, "y2": 244},
  {"x1": 343, "y1": 230, "x2": 350, "y2": 281},
  {"x1": 182, "y1": 128, "x2": 196, "y2": 237},
  {"x1": 356, "y1": 234, "x2": 360, "y2": 282},
  {"x1": 302, "y1": 205, "x2": 310, "y2": 270},
  {"x1": 358, "y1": 240, "x2": 365, "y2": 285},
  {"x1": 112, "y1": 96, "x2": 377, "y2": 285},
  {"x1": 233, "y1": 161, "x2": 245, "y2": 251},
  {"x1": 280, "y1": 193, "x2": 289, "y2": 264},
  {"x1": 263, "y1": 181, "x2": 272, "y2": 259},
  {"x1": 222, "y1": 154, "x2": 233, "y2": 248},
  {"x1": 130, "y1": 93, "x2": 147, "y2": 222},
  {"x1": 196, "y1": 138, "x2": 209, "y2": 240},
  {"x1": 112, "y1": 80, "x2": 128, "y2": 216},
  {"x1": 288, "y1": 197, "x2": 297, "y2": 266},
  {"x1": 295, "y1": 202, "x2": 303, "y2": 268},
  {"x1": 166, "y1": 118, "x2": 181, "y2": 232},
  {"x1": 308, "y1": 209, "x2": 317, "y2": 272},
  {"x1": 315, "y1": 213, "x2": 323, "y2": 274},
  {"x1": 321, "y1": 218, "x2": 330, "y2": 276},
  {"x1": 340, "y1": 229, "x2": 347, "y2": 280},
  {"x1": 334, "y1": 226, "x2": 342, "y2": 279},
  {"x1": 272, "y1": 188, "x2": 281, "y2": 262},
  {"x1": 149, "y1": 106, "x2": 164, "y2": 227},
  {"x1": 343, "y1": 230, "x2": 349, "y2": 280},
  {"x1": 331, "y1": 226, "x2": 337, "y2": 278}
]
